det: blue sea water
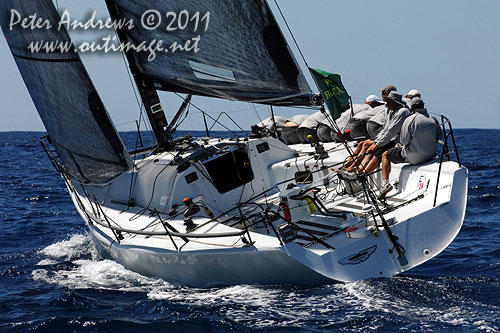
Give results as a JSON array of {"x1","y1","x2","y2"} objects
[{"x1": 0, "y1": 129, "x2": 499, "y2": 332}]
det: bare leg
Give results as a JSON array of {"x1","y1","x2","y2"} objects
[
  {"x1": 348, "y1": 148, "x2": 374, "y2": 173},
  {"x1": 340, "y1": 141, "x2": 364, "y2": 170},
  {"x1": 363, "y1": 156, "x2": 380, "y2": 174},
  {"x1": 360, "y1": 153, "x2": 375, "y2": 172},
  {"x1": 377, "y1": 151, "x2": 394, "y2": 200},
  {"x1": 381, "y1": 151, "x2": 391, "y2": 181},
  {"x1": 359, "y1": 154, "x2": 380, "y2": 174},
  {"x1": 343, "y1": 141, "x2": 370, "y2": 171}
]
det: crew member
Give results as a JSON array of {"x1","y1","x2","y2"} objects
[{"x1": 378, "y1": 97, "x2": 442, "y2": 199}]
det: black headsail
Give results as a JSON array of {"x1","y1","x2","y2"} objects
[
  {"x1": 106, "y1": 0, "x2": 313, "y2": 106},
  {"x1": 0, "y1": 0, "x2": 132, "y2": 184}
]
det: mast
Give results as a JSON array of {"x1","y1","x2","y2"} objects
[{"x1": 104, "y1": 0, "x2": 170, "y2": 149}]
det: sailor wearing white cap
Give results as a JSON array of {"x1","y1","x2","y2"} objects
[
  {"x1": 365, "y1": 95, "x2": 383, "y2": 104},
  {"x1": 341, "y1": 95, "x2": 385, "y2": 141},
  {"x1": 406, "y1": 89, "x2": 421, "y2": 99}
]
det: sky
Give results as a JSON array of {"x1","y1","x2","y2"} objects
[{"x1": 1, "y1": 0, "x2": 499, "y2": 132}]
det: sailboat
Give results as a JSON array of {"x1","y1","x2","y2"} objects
[{"x1": 1, "y1": 0, "x2": 467, "y2": 287}]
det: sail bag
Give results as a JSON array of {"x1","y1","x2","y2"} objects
[{"x1": 0, "y1": 0, "x2": 131, "y2": 184}]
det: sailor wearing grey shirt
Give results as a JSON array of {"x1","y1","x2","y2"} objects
[
  {"x1": 281, "y1": 114, "x2": 310, "y2": 145},
  {"x1": 297, "y1": 111, "x2": 327, "y2": 143},
  {"x1": 378, "y1": 97, "x2": 442, "y2": 199},
  {"x1": 349, "y1": 91, "x2": 411, "y2": 175},
  {"x1": 327, "y1": 102, "x2": 371, "y2": 142},
  {"x1": 398, "y1": 98, "x2": 441, "y2": 164},
  {"x1": 344, "y1": 95, "x2": 386, "y2": 141},
  {"x1": 373, "y1": 94, "x2": 411, "y2": 148},
  {"x1": 365, "y1": 104, "x2": 387, "y2": 138},
  {"x1": 339, "y1": 84, "x2": 398, "y2": 172}
]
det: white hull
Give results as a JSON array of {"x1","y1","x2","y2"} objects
[
  {"x1": 67, "y1": 138, "x2": 467, "y2": 287},
  {"x1": 89, "y1": 225, "x2": 332, "y2": 286}
]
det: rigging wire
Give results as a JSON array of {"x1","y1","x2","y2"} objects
[
  {"x1": 273, "y1": 0, "x2": 384, "y2": 196},
  {"x1": 269, "y1": 105, "x2": 279, "y2": 138},
  {"x1": 171, "y1": 100, "x2": 191, "y2": 131},
  {"x1": 273, "y1": 0, "x2": 308, "y2": 67},
  {"x1": 273, "y1": 0, "x2": 381, "y2": 197},
  {"x1": 172, "y1": 93, "x2": 245, "y2": 137},
  {"x1": 250, "y1": 103, "x2": 264, "y2": 124},
  {"x1": 111, "y1": 28, "x2": 155, "y2": 148},
  {"x1": 126, "y1": 108, "x2": 147, "y2": 205},
  {"x1": 110, "y1": 24, "x2": 157, "y2": 204}
]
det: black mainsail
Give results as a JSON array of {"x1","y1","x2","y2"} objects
[
  {"x1": 107, "y1": 0, "x2": 313, "y2": 106},
  {"x1": 0, "y1": 0, "x2": 132, "y2": 184}
]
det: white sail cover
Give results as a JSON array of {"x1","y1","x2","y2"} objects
[
  {"x1": 108, "y1": 0, "x2": 313, "y2": 106},
  {"x1": 0, "y1": 0, "x2": 132, "y2": 184}
]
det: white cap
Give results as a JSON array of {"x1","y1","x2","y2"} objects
[
  {"x1": 365, "y1": 95, "x2": 382, "y2": 103},
  {"x1": 407, "y1": 89, "x2": 421, "y2": 97}
]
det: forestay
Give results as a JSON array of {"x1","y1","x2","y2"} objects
[
  {"x1": 0, "y1": 0, "x2": 131, "y2": 184},
  {"x1": 108, "y1": 0, "x2": 312, "y2": 106}
]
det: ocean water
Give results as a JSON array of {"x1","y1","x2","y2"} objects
[{"x1": 0, "y1": 129, "x2": 499, "y2": 332}]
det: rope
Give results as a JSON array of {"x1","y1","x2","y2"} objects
[{"x1": 173, "y1": 94, "x2": 244, "y2": 137}]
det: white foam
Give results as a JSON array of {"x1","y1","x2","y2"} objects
[
  {"x1": 35, "y1": 259, "x2": 57, "y2": 266},
  {"x1": 148, "y1": 284, "x2": 279, "y2": 306},
  {"x1": 34, "y1": 234, "x2": 173, "y2": 292},
  {"x1": 32, "y1": 235, "x2": 499, "y2": 330},
  {"x1": 32, "y1": 259, "x2": 172, "y2": 292},
  {"x1": 39, "y1": 234, "x2": 94, "y2": 261}
]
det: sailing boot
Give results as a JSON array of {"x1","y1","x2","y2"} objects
[{"x1": 377, "y1": 182, "x2": 394, "y2": 200}]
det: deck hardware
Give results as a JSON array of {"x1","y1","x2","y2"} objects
[
  {"x1": 278, "y1": 223, "x2": 296, "y2": 243},
  {"x1": 183, "y1": 198, "x2": 200, "y2": 232}
]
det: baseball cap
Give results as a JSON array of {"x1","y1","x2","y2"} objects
[
  {"x1": 406, "y1": 89, "x2": 421, "y2": 97},
  {"x1": 365, "y1": 95, "x2": 383, "y2": 103}
]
